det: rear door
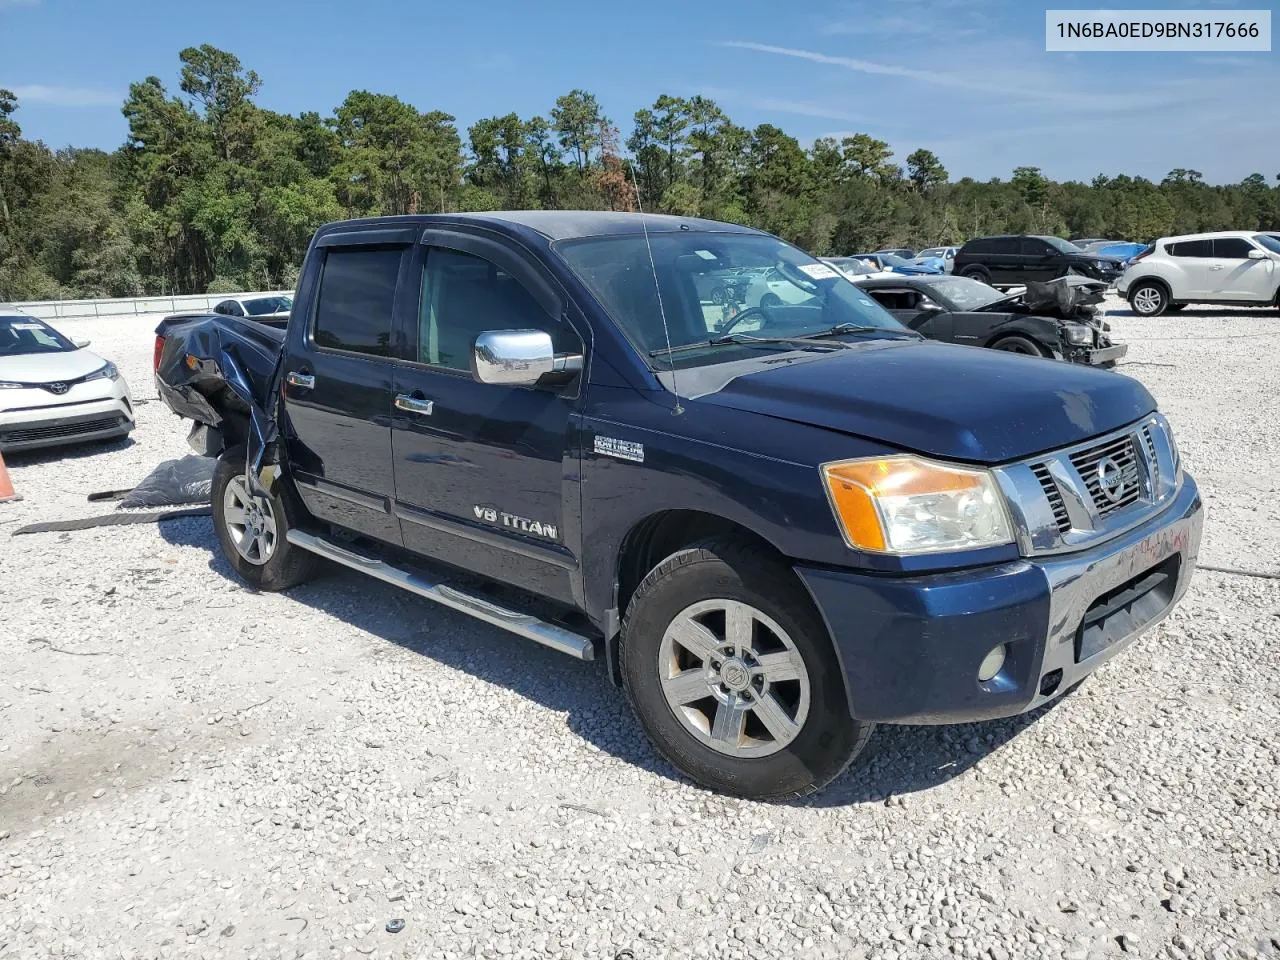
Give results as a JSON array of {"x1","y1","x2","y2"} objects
[
  {"x1": 280, "y1": 232, "x2": 416, "y2": 545},
  {"x1": 388, "y1": 230, "x2": 587, "y2": 606},
  {"x1": 1166, "y1": 239, "x2": 1214, "y2": 298},
  {"x1": 986, "y1": 238, "x2": 1021, "y2": 286},
  {"x1": 1209, "y1": 237, "x2": 1273, "y2": 300}
]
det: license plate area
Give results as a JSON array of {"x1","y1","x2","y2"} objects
[{"x1": 1075, "y1": 555, "x2": 1180, "y2": 663}]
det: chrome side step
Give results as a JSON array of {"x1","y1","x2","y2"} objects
[{"x1": 286, "y1": 530, "x2": 595, "y2": 661}]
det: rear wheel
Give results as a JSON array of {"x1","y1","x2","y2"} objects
[
  {"x1": 993, "y1": 334, "x2": 1049, "y2": 357},
  {"x1": 212, "y1": 447, "x2": 321, "y2": 591},
  {"x1": 621, "y1": 539, "x2": 872, "y2": 800},
  {"x1": 1129, "y1": 282, "x2": 1169, "y2": 317},
  {"x1": 961, "y1": 265, "x2": 991, "y2": 284}
]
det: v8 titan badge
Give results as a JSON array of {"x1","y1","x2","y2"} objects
[{"x1": 473, "y1": 505, "x2": 559, "y2": 540}]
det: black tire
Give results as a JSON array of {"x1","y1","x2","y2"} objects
[
  {"x1": 961, "y1": 265, "x2": 991, "y2": 284},
  {"x1": 992, "y1": 334, "x2": 1049, "y2": 357},
  {"x1": 212, "y1": 446, "x2": 321, "y2": 591},
  {"x1": 620, "y1": 538, "x2": 873, "y2": 800},
  {"x1": 759, "y1": 292, "x2": 782, "y2": 308},
  {"x1": 1128, "y1": 280, "x2": 1169, "y2": 317}
]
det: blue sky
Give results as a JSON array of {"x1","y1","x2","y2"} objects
[{"x1": 1, "y1": 0, "x2": 1276, "y2": 183}]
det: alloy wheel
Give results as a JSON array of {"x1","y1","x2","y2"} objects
[
  {"x1": 658, "y1": 599, "x2": 811, "y2": 758},
  {"x1": 221, "y1": 475, "x2": 278, "y2": 566}
]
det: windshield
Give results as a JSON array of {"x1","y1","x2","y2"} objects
[
  {"x1": 1041, "y1": 236, "x2": 1083, "y2": 254},
  {"x1": 556, "y1": 232, "x2": 907, "y2": 368},
  {"x1": 924, "y1": 277, "x2": 1008, "y2": 311},
  {"x1": 243, "y1": 296, "x2": 293, "y2": 316},
  {"x1": 918, "y1": 248, "x2": 947, "y2": 258},
  {"x1": 1254, "y1": 234, "x2": 1280, "y2": 255},
  {"x1": 0, "y1": 316, "x2": 77, "y2": 357},
  {"x1": 824, "y1": 257, "x2": 873, "y2": 276},
  {"x1": 880, "y1": 254, "x2": 913, "y2": 268}
]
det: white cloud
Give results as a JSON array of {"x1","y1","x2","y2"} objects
[
  {"x1": 717, "y1": 40, "x2": 1182, "y2": 111},
  {"x1": 5, "y1": 84, "x2": 120, "y2": 107}
]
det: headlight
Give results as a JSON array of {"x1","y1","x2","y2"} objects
[
  {"x1": 0, "y1": 381, "x2": 25, "y2": 389},
  {"x1": 83, "y1": 362, "x2": 120, "y2": 382},
  {"x1": 820, "y1": 455, "x2": 1014, "y2": 555},
  {"x1": 1062, "y1": 323, "x2": 1093, "y2": 346}
]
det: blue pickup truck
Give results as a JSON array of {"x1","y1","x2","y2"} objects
[{"x1": 154, "y1": 212, "x2": 1202, "y2": 800}]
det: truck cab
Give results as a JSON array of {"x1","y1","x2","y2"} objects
[{"x1": 156, "y1": 212, "x2": 1203, "y2": 801}]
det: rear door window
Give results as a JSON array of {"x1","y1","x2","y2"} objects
[
  {"x1": 1168, "y1": 239, "x2": 1212, "y2": 258},
  {"x1": 1019, "y1": 237, "x2": 1052, "y2": 256},
  {"x1": 312, "y1": 247, "x2": 403, "y2": 357}
]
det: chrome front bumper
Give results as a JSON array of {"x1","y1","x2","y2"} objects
[{"x1": 1023, "y1": 473, "x2": 1202, "y2": 713}]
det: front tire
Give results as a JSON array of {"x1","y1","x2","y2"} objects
[
  {"x1": 212, "y1": 447, "x2": 321, "y2": 591},
  {"x1": 620, "y1": 539, "x2": 872, "y2": 800},
  {"x1": 993, "y1": 334, "x2": 1049, "y2": 357},
  {"x1": 1128, "y1": 281, "x2": 1169, "y2": 317}
]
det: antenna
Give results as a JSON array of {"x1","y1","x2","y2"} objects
[{"x1": 628, "y1": 161, "x2": 684, "y2": 416}]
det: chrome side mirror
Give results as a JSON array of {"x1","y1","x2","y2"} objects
[
  {"x1": 73, "y1": 338, "x2": 91, "y2": 348},
  {"x1": 1247, "y1": 249, "x2": 1267, "y2": 260},
  {"x1": 472, "y1": 329, "x2": 582, "y2": 387}
]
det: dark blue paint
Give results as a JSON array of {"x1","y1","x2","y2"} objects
[{"x1": 154, "y1": 211, "x2": 1191, "y2": 726}]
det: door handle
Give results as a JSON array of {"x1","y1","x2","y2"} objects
[
  {"x1": 1209, "y1": 264, "x2": 1225, "y2": 271},
  {"x1": 286, "y1": 371, "x2": 315, "y2": 389},
  {"x1": 394, "y1": 394, "x2": 434, "y2": 416}
]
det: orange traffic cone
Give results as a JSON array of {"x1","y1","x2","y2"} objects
[{"x1": 0, "y1": 450, "x2": 21, "y2": 503}]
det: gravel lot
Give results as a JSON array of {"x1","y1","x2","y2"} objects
[{"x1": 2, "y1": 298, "x2": 1278, "y2": 960}]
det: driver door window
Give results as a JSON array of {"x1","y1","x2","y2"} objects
[{"x1": 417, "y1": 247, "x2": 570, "y2": 371}]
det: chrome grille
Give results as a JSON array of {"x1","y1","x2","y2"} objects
[
  {"x1": 1140, "y1": 425, "x2": 1160, "y2": 491},
  {"x1": 1032, "y1": 463, "x2": 1070, "y2": 533},
  {"x1": 1068, "y1": 434, "x2": 1142, "y2": 517},
  {"x1": 992, "y1": 414, "x2": 1181, "y2": 557}
]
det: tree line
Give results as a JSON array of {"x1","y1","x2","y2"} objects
[{"x1": 2, "y1": 44, "x2": 1278, "y2": 300}]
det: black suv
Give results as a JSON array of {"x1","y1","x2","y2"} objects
[{"x1": 953, "y1": 235, "x2": 1125, "y2": 287}]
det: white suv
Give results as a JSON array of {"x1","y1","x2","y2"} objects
[{"x1": 1118, "y1": 230, "x2": 1280, "y2": 317}]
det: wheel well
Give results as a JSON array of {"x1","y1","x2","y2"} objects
[
  {"x1": 1127, "y1": 276, "x2": 1170, "y2": 298},
  {"x1": 602, "y1": 511, "x2": 793, "y2": 687},
  {"x1": 615, "y1": 511, "x2": 788, "y2": 621}
]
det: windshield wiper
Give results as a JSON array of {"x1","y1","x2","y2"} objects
[
  {"x1": 649, "y1": 333, "x2": 855, "y2": 358},
  {"x1": 802, "y1": 323, "x2": 923, "y2": 340}
]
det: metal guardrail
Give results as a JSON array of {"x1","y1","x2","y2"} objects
[{"x1": 10, "y1": 290, "x2": 294, "y2": 320}]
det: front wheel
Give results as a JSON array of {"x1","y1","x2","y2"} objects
[
  {"x1": 993, "y1": 334, "x2": 1049, "y2": 357},
  {"x1": 621, "y1": 539, "x2": 873, "y2": 800},
  {"x1": 212, "y1": 447, "x2": 321, "y2": 590}
]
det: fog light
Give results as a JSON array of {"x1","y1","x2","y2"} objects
[{"x1": 977, "y1": 644, "x2": 1007, "y2": 682}]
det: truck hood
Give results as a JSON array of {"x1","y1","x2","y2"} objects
[{"x1": 697, "y1": 341, "x2": 1156, "y2": 463}]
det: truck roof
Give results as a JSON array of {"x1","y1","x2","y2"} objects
[{"x1": 317, "y1": 211, "x2": 765, "y2": 243}]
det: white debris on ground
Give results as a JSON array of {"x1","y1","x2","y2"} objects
[{"x1": 1, "y1": 299, "x2": 1278, "y2": 960}]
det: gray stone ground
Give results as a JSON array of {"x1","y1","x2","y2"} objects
[{"x1": 1, "y1": 298, "x2": 1277, "y2": 960}]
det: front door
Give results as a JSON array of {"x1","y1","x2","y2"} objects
[
  {"x1": 281, "y1": 242, "x2": 411, "y2": 545},
  {"x1": 1208, "y1": 236, "x2": 1274, "y2": 301},
  {"x1": 389, "y1": 235, "x2": 586, "y2": 606}
]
